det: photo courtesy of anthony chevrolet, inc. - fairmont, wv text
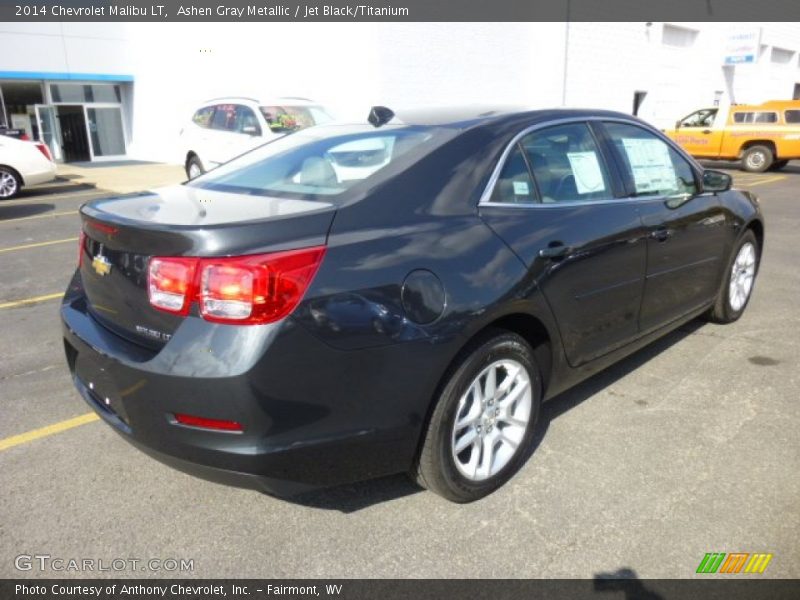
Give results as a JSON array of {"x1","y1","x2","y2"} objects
[{"x1": 0, "y1": 0, "x2": 799, "y2": 599}]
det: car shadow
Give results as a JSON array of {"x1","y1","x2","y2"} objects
[
  {"x1": 18, "y1": 181, "x2": 96, "y2": 197},
  {"x1": 283, "y1": 320, "x2": 707, "y2": 513},
  {"x1": 593, "y1": 568, "x2": 665, "y2": 599},
  {"x1": 699, "y1": 159, "x2": 800, "y2": 175},
  {"x1": 0, "y1": 202, "x2": 57, "y2": 220}
]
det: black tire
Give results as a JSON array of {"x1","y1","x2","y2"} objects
[
  {"x1": 707, "y1": 230, "x2": 759, "y2": 324},
  {"x1": 0, "y1": 165, "x2": 22, "y2": 200},
  {"x1": 185, "y1": 155, "x2": 205, "y2": 179},
  {"x1": 414, "y1": 330, "x2": 542, "y2": 502},
  {"x1": 769, "y1": 159, "x2": 789, "y2": 171},
  {"x1": 741, "y1": 145, "x2": 773, "y2": 173}
]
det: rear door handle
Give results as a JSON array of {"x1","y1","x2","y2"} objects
[
  {"x1": 650, "y1": 227, "x2": 673, "y2": 242},
  {"x1": 538, "y1": 243, "x2": 571, "y2": 260}
]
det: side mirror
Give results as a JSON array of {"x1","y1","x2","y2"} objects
[
  {"x1": 242, "y1": 125, "x2": 258, "y2": 135},
  {"x1": 702, "y1": 169, "x2": 732, "y2": 193},
  {"x1": 675, "y1": 120, "x2": 682, "y2": 129}
]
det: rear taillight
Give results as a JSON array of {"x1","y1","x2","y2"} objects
[
  {"x1": 147, "y1": 246, "x2": 325, "y2": 325},
  {"x1": 148, "y1": 257, "x2": 197, "y2": 315},
  {"x1": 78, "y1": 231, "x2": 86, "y2": 267},
  {"x1": 35, "y1": 142, "x2": 52, "y2": 162}
]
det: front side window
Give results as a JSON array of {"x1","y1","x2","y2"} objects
[
  {"x1": 188, "y1": 125, "x2": 444, "y2": 200},
  {"x1": 604, "y1": 122, "x2": 697, "y2": 197},
  {"x1": 519, "y1": 123, "x2": 612, "y2": 204},
  {"x1": 680, "y1": 109, "x2": 718, "y2": 128},
  {"x1": 210, "y1": 104, "x2": 239, "y2": 131},
  {"x1": 489, "y1": 145, "x2": 537, "y2": 204}
]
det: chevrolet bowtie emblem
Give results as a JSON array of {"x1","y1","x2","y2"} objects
[{"x1": 92, "y1": 254, "x2": 112, "y2": 276}]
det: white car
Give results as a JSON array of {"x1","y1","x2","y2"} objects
[
  {"x1": 179, "y1": 97, "x2": 333, "y2": 179},
  {"x1": 0, "y1": 134, "x2": 57, "y2": 199}
]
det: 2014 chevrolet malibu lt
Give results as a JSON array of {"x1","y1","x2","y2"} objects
[{"x1": 61, "y1": 107, "x2": 764, "y2": 502}]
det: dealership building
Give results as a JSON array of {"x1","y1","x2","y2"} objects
[{"x1": 2, "y1": 22, "x2": 799, "y2": 164}]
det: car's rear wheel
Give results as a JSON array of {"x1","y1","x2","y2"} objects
[
  {"x1": 415, "y1": 330, "x2": 541, "y2": 502},
  {"x1": 769, "y1": 159, "x2": 789, "y2": 171},
  {"x1": 741, "y1": 145, "x2": 773, "y2": 173},
  {"x1": 0, "y1": 166, "x2": 21, "y2": 199},
  {"x1": 186, "y1": 155, "x2": 204, "y2": 179},
  {"x1": 707, "y1": 230, "x2": 759, "y2": 323}
]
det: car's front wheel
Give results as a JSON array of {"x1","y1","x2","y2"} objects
[
  {"x1": 0, "y1": 166, "x2": 22, "y2": 199},
  {"x1": 415, "y1": 330, "x2": 541, "y2": 502},
  {"x1": 707, "y1": 230, "x2": 759, "y2": 323}
]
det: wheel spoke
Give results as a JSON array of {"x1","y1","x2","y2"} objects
[
  {"x1": 498, "y1": 414, "x2": 528, "y2": 428},
  {"x1": 455, "y1": 383, "x2": 482, "y2": 430},
  {"x1": 499, "y1": 431, "x2": 519, "y2": 450},
  {"x1": 477, "y1": 436, "x2": 496, "y2": 479},
  {"x1": 454, "y1": 428, "x2": 478, "y2": 454},
  {"x1": 483, "y1": 366, "x2": 497, "y2": 401},
  {"x1": 498, "y1": 377, "x2": 529, "y2": 409}
]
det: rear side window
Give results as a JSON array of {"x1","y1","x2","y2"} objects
[
  {"x1": 192, "y1": 106, "x2": 215, "y2": 128},
  {"x1": 260, "y1": 105, "x2": 331, "y2": 133},
  {"x1": 489, "y1": 145, "x2": 537, "y2": 204},
  {"x1": 519, "y1": 123, "x2": 612, "y2": 204},
  {"x1": 604, "y1": 122, "x2": 697, "y2": 197},
  {"x1": 785, "y1": 110, "x2": 800, "y2": 124},
  {"x1": 733, "y1": 111, "x2": 778, "y2": 124}
]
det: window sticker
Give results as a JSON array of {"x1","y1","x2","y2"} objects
[
  {"x1": 513, "y1": 180, "x2": 530, "y2": 196},
  {"x1": 621, "y1": 138, "x2": 676, "y2": 193},
  {"x1": 566, "y1": 151, "x2": 606, "y2": 194}
]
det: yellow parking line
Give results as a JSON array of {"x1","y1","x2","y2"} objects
[
  {"x1": 745, "y1": 175, "x2": 787, "y2": 187},
  {"x1": 0, "y1": 292, "x2": 63, "y2": 309},
  {"x1": 0, "y1": 413, "x2": 99, "y2": 452},
  {"x1": 0, "y1": 210, "x2": 78, "y2": 223},
  {"x1": 0, "y1": 237, "x2": 78, "y2": 253}
]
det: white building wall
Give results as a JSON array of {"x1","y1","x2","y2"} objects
[{"x1": 2, "y1": 21, "x2": 800, "y2": 163}]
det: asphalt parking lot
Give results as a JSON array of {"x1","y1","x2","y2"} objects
[{"x1": 0, "y1": 162, "x2": 798, "y2": 579}]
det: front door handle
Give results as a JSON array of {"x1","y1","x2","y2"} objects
[
  {"x1": 650, "y1": 227, "x2": 673, "y2": 242},
  {"x1": 538, "y1": 243, "x2": 571, "y2": 260},
  {"x1": 702, "y1": 129, "x2": 712, "y2": 134}
]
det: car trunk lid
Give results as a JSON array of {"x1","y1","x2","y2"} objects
[{"x1": 79, "y1": 184, "x2": 335, "y2": 349}]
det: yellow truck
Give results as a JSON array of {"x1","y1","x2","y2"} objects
[{"x1": 664, "y1": 100, "x2": 800, "y2": 172}]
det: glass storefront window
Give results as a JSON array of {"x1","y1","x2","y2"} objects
[
  {"x1": 87, "y1": 107, "x2": 126, "y2": 156},
  {"x1": 50, "y1": 84, "x2": 121, "y2": 103}
]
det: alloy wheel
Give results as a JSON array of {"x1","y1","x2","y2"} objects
[
  {"x1": 451, "y1": 359, "x2": 532, "y2": 481},
  {"x1": 0, "y1": 170, "x2": 18, "y2": 198},
  {"x1": 729, "y1": 242, "x2": 756, "y2": 312}
]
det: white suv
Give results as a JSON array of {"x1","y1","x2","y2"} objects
[{"x1": 179, "y1": 97, "x2": 333, "y2": 178}]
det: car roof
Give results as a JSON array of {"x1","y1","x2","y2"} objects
[
  {"x1": 367, "y1": 106, "x2": 646, "y2": 129},
  {"x1": 201, "y1": 96, "x2": 320, "y2": 106}
]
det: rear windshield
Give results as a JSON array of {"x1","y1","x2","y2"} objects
[{"x1": 187, "y1": 124, "x2": 447, "y2": 201}]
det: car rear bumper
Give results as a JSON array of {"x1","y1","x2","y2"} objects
[
  {"x1": 24, "y1": 162, "x2": 58, "y2": 186},
  {"x1": 60, "y1": 272, "x2": 445, "y2": 496}
]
